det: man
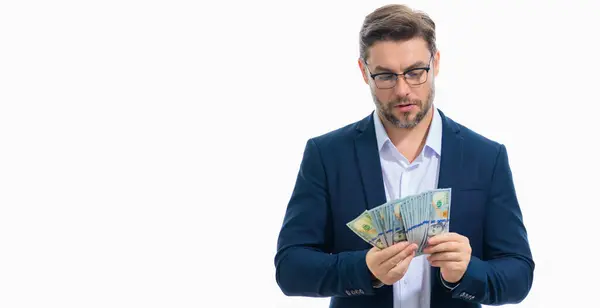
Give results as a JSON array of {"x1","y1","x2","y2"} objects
[{"x1": 274, "y1": 4, "x2": 534, "y2": 308}]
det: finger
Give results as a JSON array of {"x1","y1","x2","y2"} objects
[
  {"x1": 427, "y1": 252, "x2": 462, "y2": 263},
  {"x1": 381, "y1": 243, "x2": 418, "y2": 272},
  {"x1": 388, "y1": 251, "x2": 415, "y2": 278},
  {"x1": 429, "y1": 260, "x2": 463, "y2": 270},
  {"x1": 374, "y1": 241, "x2": 411, "y2": 264},
  {"x1": 422, "y1": 241, "x2": 461, "y2": 254},
  {"x1": 427, "y1": 232, "x2": 464, "y2": 246}
]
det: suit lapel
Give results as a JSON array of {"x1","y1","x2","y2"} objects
[
  {"x1": 436, "y1": 109, "x2": 464, "y2": 192},
  {"x1": 354, "y1": 112, "x2": 387, "y2": 210},
  {"x1": 430, "y1": 109, "x2": 464, "y2": 308}
]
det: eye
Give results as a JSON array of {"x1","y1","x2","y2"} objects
[
  {"x1": 375, "y1": 73, "x2": 396, "y2": 81},
  {"x1": 405, "y1": 69, "x2": 425, "y2": 78}
]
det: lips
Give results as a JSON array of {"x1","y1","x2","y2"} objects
[{"x1": 394, "y1": 104, "x2": 416, "y2": 112}]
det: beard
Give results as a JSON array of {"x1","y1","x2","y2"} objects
[{"x1": 372, "y1": 83, "x2": 435, "y2": 129}]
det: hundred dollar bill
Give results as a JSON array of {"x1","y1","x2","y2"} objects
[
  {"x1": 400, "y1": 195, "x2": 418, "y2": 246},
  {"x1": 417, "y1": 191, "x2": 433, "y2": 254},
  {"x1": 422, "y1": 188, "x2": 452, "y2": 250},
  {"x1": 378, "y1": 203, "x2": 394, "y2": 246},
  {"x1": 386, "y1": 202, "x2": 396, "y2": 245},
  {"x1": 368, "y1": 207, "x2": 390, "y2": 247},
  {"x1": 391, "y1": 200, "x2": 408, "y2": 244},
  {"x1": 346, "y1": 210, "x2": 385, "y2": 249}
]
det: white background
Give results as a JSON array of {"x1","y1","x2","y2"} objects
[{"x1": 1, "y1": 1, "x2": 599, "y2": 307}]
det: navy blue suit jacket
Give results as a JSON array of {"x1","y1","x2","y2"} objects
[{"x1": 274, "y1": 110, "x2": 534, "y2": 308}]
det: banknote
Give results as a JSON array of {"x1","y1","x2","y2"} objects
[
  {"x1": 422, "y1": 188, "x2": 451, "y2": 248},
  {"x1": 346, "y1": 210, "x2": 385, "y2": 249},
  {"x1": 367, "y1": 207, "x2": 387, "y2": 247},
  {"x1": 392, "y1": 200, "x2": 407, "y2": 243},
  {"x1": 347, "y1": 188, "x2": 452, "y2": 252}
]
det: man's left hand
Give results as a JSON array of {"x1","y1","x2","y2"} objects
[{"x1": 422, "y1": 232, "x2": 472, "y2": 284}]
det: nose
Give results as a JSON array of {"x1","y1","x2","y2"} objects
[{"x1": 393, "y1": 76, "x2": 411, "y2": 97}]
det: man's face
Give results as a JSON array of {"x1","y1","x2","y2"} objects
[{"x1": 359, "y1": 38, "x2": 440, "y2": 129}]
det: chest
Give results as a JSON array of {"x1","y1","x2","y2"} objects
[
  {"x1": 329, "y1": 152, "x2": 487, "y2": 258},
  {"x1": 379, "y1": 151, "x2": 440, "y2": 200}
]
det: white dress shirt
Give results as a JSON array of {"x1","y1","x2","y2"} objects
[{"x1": 373, "y1": 107, "x2": 443, "y2": 308}]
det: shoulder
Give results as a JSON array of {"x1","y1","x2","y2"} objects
[
  {"x1": 441, "y1": 112, "x2": 512, "y2": 188},
  {"x1": 306, "y1": 113, "x2": 371, "y2": 151},
  {"x1": 442, "y1": 111, "x2": 505, "y2": 156},
  {"x1": 441, "y1": 111, "x2": 510, "y2": 186}
]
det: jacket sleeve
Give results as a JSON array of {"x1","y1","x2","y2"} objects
[
  {"x1": 274, "y1": 138, "x2": 375, "y2": 298},
  {"x1": 447, "y1": 144, "x2": 535, "y2": 304}
]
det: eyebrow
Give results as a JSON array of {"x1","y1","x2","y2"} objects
[{"x1": 373, "y1": 61, "x2": 428, "y2": 73}]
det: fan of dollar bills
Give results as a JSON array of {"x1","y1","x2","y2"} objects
[{"x1": 347, "y1": 188, "x2": 451, "y2": 256}]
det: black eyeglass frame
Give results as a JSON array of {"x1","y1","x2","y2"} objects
[{"x1": 364, "y1": 55, "x2": 434, "y2": 89}]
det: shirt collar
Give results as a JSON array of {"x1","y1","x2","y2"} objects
[{"x1": 373, "y1": 106, "x2": 443, "y2": 156}]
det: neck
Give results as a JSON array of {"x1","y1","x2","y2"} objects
[{"x1": 379, "y1": 107, "x2": 434, "y2": 162}]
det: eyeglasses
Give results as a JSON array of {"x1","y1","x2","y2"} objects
[{"x1": 366, "y1": 56, "x2": 433, "y2": 89}]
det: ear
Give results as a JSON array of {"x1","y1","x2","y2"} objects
[
  {"x1": 433, "y1": 50, "x2": 440, "y2": 77},
  {"x1": 357, "y1": 58, "x2": 369, "y2": 84}
]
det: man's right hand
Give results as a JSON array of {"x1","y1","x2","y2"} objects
[{"x1": 366, "y1": 242, "x2": 418, "y2": 285}]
